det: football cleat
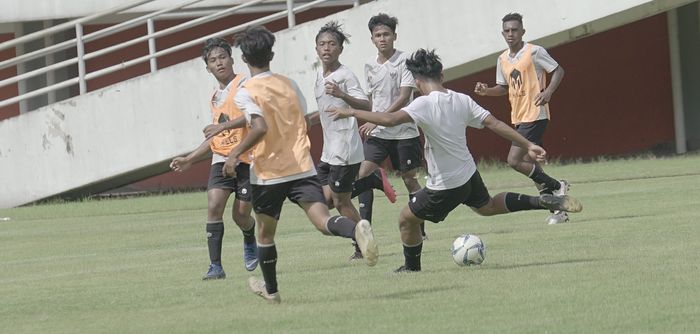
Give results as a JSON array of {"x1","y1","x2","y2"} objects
[
  {"x1": 243, "y1": 240, "x2": 259, "y2": 272},
  {"x1": 202, "y1": 264, "x2": 226, "y2": 280},
  {"x1": 394, "y1": 265, "x2": 421, "y2": 273},
  {"x1": 547, "y1": 211, "x2": 570, "y2": 225},
  {"x1": 377, "y1": 168, "x2": 397, "y2": 203},
  {"x1": 247, "y1": 277, "x2": 281, "y2": 304},
  {"x1": 348, "y1": 251, "x2": 364, "y2": 261},
  {"x1": 553, "y1": 180, "x2": 570, "y2": 197},
  {"x1": 539, "y1": 194, "x2": 583, "y2": 213},
  {"x1": 354, "y1": 220, "x2": 378, "y2": 266}
]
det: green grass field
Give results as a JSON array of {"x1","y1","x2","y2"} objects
[{"x1": 2, "y1": 154, "x2": 699, "y2": 333}]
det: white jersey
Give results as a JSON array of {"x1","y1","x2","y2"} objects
[
  {"x1": 364, "y1": 50, "x2": 419, "y2": 140},
  {"x1": 496, "y1": 42, "x2": 558, "y2": 86},
  {"x1": 314, "y1": 65, "x2": 367, "y2": 166},
  {"x1": 402, "y1": 90, "x2": 491, "y2": 190}
]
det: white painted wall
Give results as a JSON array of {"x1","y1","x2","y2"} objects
[
  {"x1": 1, "y1": 0, "x2": 696, "y2": 208},
  {"x1": 0, "y1": 60, "x2": 215, "y2": 208}
]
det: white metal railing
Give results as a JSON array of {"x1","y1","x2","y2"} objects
[{"x1": 0, "y1": 0, "x2": 361, "y2": 111}]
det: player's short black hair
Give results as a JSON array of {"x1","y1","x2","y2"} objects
[
  {"x1": 234, "y1": 26, "x2": 275, "y2": 68},
  {"x1": 368, "y1": 13, "x2": 398, "y2": 33},
  {"x1": 316, "y1": 20, "x2": 350, "y2": 45},
  {"x1": 502, "y1": 13, "x2": 523, "y2": 25},
  {"x1": 405, "y1": 49, "x2": 443, "y2": 81},
  {"x1": 202, "y1": 37, "x2": 232, "y2": 63}
]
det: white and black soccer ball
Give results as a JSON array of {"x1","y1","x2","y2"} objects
[{"x1": 451, "y1": 234, "x2": 485, "y2": 266}]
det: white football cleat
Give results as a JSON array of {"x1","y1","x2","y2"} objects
[
  {"x1": 553, "y1": 180, "x2": 570, "y2": 197},
  {"x1": 547, "y1": 211, "x2": 570, "y2": 225},
  {"x1": 354, "y1": 219, "x2": 378, "y2": 266}
]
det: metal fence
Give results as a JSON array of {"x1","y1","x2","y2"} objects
[{"x1": 0, "y1": 0, "x2": 361, "y2": 111}]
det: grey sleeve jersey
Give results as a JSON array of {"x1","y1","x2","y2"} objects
[
  {"x1": 402, "y1": 90, "x2": 491, "y2": 190},
  {"x1": 364, "y1": 50, "x2": 420, "y2": 140}
]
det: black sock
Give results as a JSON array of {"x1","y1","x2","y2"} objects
[
  {"x1": 504, "y1": 192, "x2": 542, "y2": 212},
  {"x1": 352, "y1": 174, "x2": 383, "y2": 197},
  {"x1": 403, "y1": 242, "x2": 423, "y2": 271},
  {"x1": 242, "y1": 219, "x2": 256, "y2": 244},
  {"x1": 358, "y1": 190, "x2": 374, "y2": 222},
  {"x1": 326, "y1": 215, "x2": 356, "y2": 238},
  {"x1": 352, "y1": 240, "x2": 361, "y2": 253},
  {"x1": 206, "y1": 222, "x2": 224, "y2": 265},
  {"x1": 529, "y1": 165, "x2": 560, "y2": 194},
  {"x1": 258, "y1": 244, "x2": 278, "y2": 294}
]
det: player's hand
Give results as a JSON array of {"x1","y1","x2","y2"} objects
[
  {"x1": 527, "y1": 144, "x2": 548, "y2": 164},
  {"x1": 326, "y1": 106, "x2": 353, "y2": 120},
  {"x1": 534, "y1": 90, "x2": 552, "y2": 106},
  {"x1": 222, "y1": 158, "x2": 239, "y2": 178},
  {"x1": 358, "y1": 122, "x2": 377, "y2": 138},
  {"x1": 170, "y1": 157, "x2": 192, "y2": 172},
  {"x1": 203, "y1": 123, "x2": 224, "y2": 139},
  {"x1": 474, "y1": 82, "x2": 488, "y2": 96},
  {"x1": 324, "y1": 81, "x2": 345, "y2": 99}
]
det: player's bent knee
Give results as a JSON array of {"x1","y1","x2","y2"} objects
[{"x1": 471, "y1": 202, "x2": 498, "y2": 217}]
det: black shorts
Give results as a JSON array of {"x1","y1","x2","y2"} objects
[
  {"x1": 364, "y1": 136, "x2": 422, "y2": 172},
  {"x1": 408, "y1": 170, "x2": 491, "y2": 223},
  {"x1": 207, "y1": 162, "x2": 252, "y2": 202},
  {"x1": 514, "y1": 119, "x2": 548, "y2": 146},
  {"x1": 251, "y1": 176, "x2": 326, "y2": 220},
  {"x1": 316, "y1": 162, "x2": 361, "y2": 193}
]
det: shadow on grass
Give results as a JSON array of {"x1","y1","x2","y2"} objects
[
  {"x1": 483, "y1": 258, "x2": 602, "y2": 270},
  {"x1": 375, "y1": 284, "x2": 462, "y2": 300},
  {"x1": 571, "y1": 214, "x2": 658, "y2": 224}
]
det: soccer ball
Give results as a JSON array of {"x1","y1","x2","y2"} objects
[{"x1": 451, "y1": 234, "x2": 485, "y2": 266}]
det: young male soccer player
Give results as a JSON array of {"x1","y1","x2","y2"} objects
[
  {"x1": 312, "y1": 21, "x2": 371, "y2": 259},
  {"x1": 169, "y1": 38, "x2": 257, "y2": 280},
  {"x1": 329, "y1": 49, "x2": 583, "y2": 273},
  {"x1": 353, "y1": 13, "x2": 426, "y2": 239},
  {"x1": 225, "y1": 26, "x2": 378, "y2": 304},
  {"x1": 474, "y1": 13, "x2": 569, "y2": 225}
]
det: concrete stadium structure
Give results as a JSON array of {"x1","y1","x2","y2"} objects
[{"x1": 1, "y1": 0, "x2": 698, "y2": 208}]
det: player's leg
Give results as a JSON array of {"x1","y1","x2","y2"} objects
[
  {"x1": 507, "y1": 120, "x2": 562, "y2": 194},
  {"x1": 463, "y1": 171, "x2": 582, "y2": 216},
  {"x1": 352, "y1": 137, "x2": 397, "y2": 208},
  {"x1": 353, "y1": 161, "x2": 395, "y2": 202},
  {"x1": 246, "y1": 182, "x2": 286, "y2": 304},
  {"x1": 316, "y1": 161, "x2": 336, "y2": 209},
  {"x1": 355, "y1": 160, "x2": 378, "y2": 223},
  {"x1": 247, "y1": 212, "x2": 281, "y2": 304},
  {"x1": 395, "y1": 184, "x2": 466, "y2": 272},
  {"x1": 293, "y1": 176, "x2": 378, "y2": 266},
  {"x1": 231, "y1": 162, "x2": 258, "y2": 271},
  {"x1": 329, "y1": 163, "x2": 363, "y2": 260},
  {"x1": 509, "y1": 120, "x2": 570, "y2": 223},
  {"x1": 394, "y1": 205, "x2": 425, "y2": 272},
  {"x1": 202, "y1": 162, "x2": 233, "y2": 280},
  {"x1": 395, "y1": 137, "x2": 426, "y2": 239}
]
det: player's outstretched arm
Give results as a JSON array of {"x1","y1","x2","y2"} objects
[
  {"x1": 203, "y1": 115, "x2": 248, "y2": 139},
  {"x1": 170, "y1": 139, "x2": 212, "y2": 172},
  {"x1": 327, "y1": 106, "x2": 412, "y2": 127},
  {"x1": 482, "y1": 114, "x2": 547, "y2": 163},
  {"x1": 474, "y1": 82, "x2": 508, "y2": 97},
  {"x1": 383, "y1": 86, "x2": 413, "y2": 113}
]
